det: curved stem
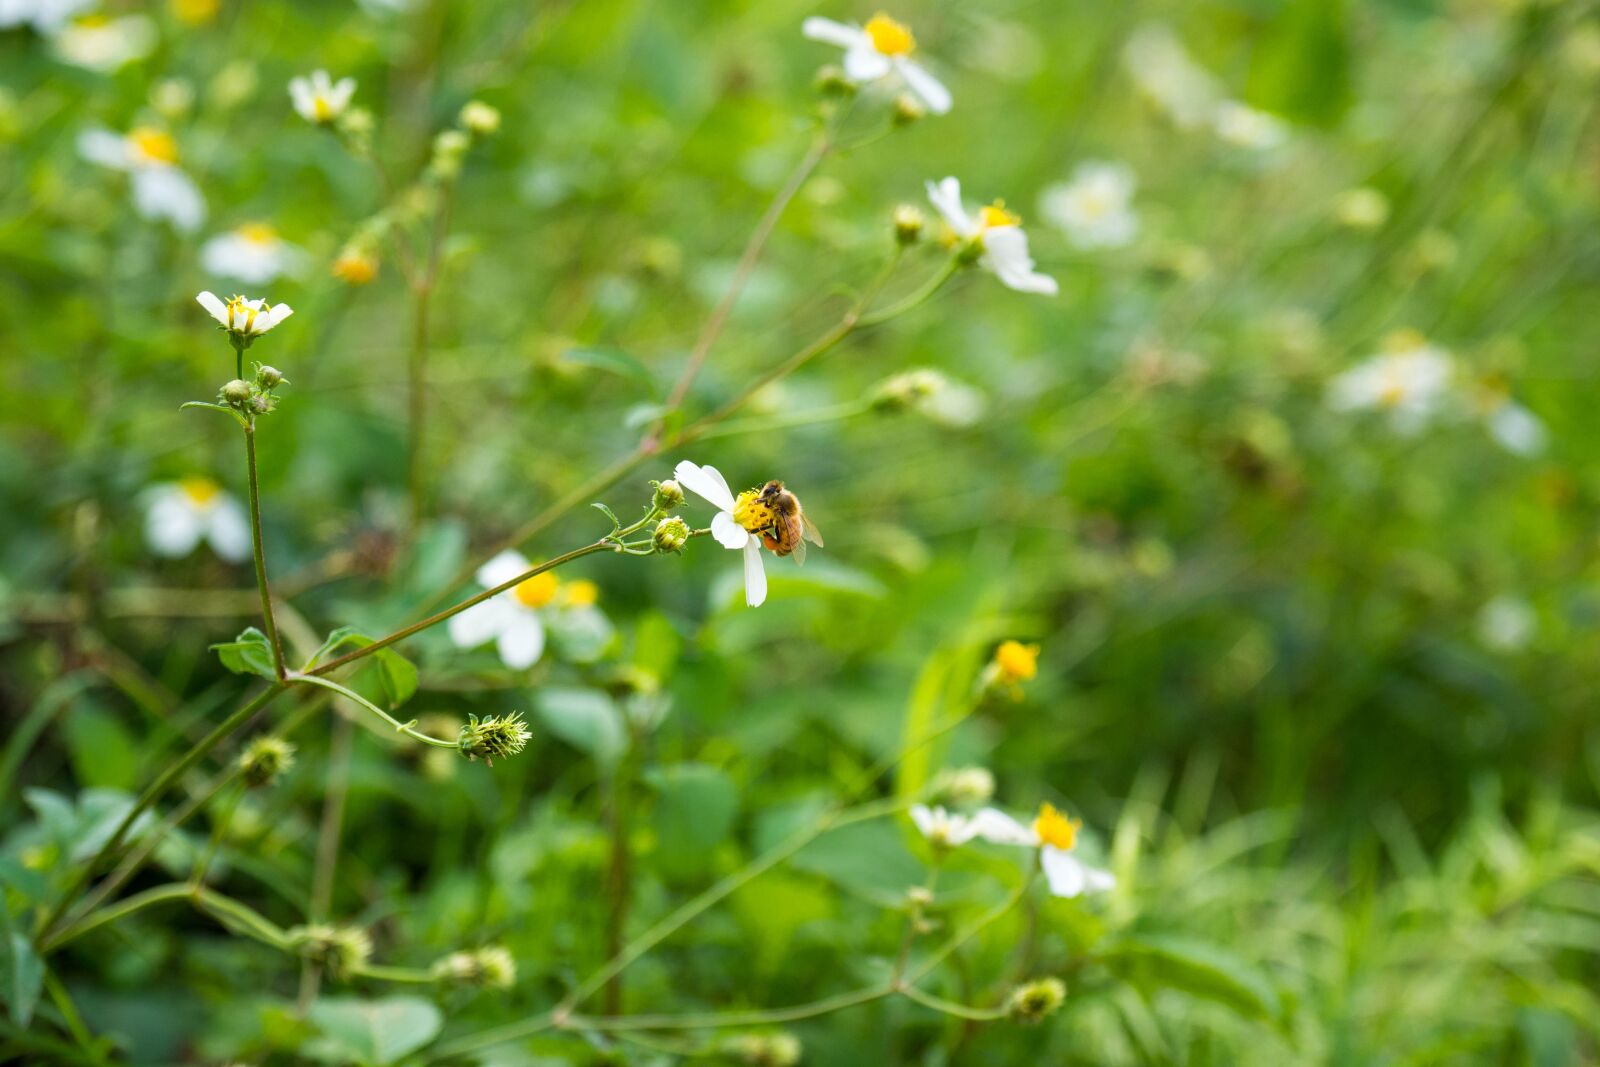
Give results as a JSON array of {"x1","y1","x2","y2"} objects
[
  {"x1": 564, "y1": 985, "x2": 892, "y2": 1032},
  {"x1": 293, "y1": 675, "x2": 457, "y2": 748},
  {"x1": 898, "y1": 984, "x2": 1008, "y2": 1022},
  {"x1": 690, "y1": 397, "x2": 875, "y2": 443},
  {"x1": 857, "y1": 256, "x2": 961, "y2": 328},
  {"x1": 244, "y1": 422, "x2": 287, "y2": 680}
]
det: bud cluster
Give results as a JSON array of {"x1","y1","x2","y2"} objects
[
  {"x1": 287, "y1": 923, "x2": 372, "y2": 979},
  {"x1": 431, "y1": 945, "x2": 516, "y2": 989},
  {"x1": 219, "y1": 362, "x2": 290, "y2": 417},
  {"x1": 458, "y1": 712, "x2": 532, "y2": 765}
]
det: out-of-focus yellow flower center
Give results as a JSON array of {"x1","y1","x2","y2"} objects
[
  {"x1": 1033, "y1": 803, "x2": 1079, "y2": 851},
  {"x1": 1377, "y1": 380, "x2": 1408, "y2": 408},
  {"x1": 994, "y1": 640, "x2": 1039, "y2": 682},
  {"x1": 332, "y1": 250, "x2": 377, "y2": 285},
  {"x1": 179, "y1": 475, "x2": 222, "y2": 507},
  {"x1": 237, "y1": 223, "x2": 277, "y2": 245},
  {"x1": 560, "y1": 579, "x2": 599, "y2": 608},
  {"x1": 312, "y1": 95, "x2": 334, "y2": 122},
  {"x1": 129, "y1": 127, "x2": 179, "y2": 165},
  {"x1": 171, "y1": 0, "x2": 219, "y2": 25},
  {"x1": 1074, "y1": 189, "x2": 1112, "y2": 220},
  {"x1": 978, "y1": 201, "x2": 1021, "y2": 230},
  {"x1": 73, "y1": 14, "x2": 110, "y2": 28},
  {"x1": 865, "y1": 13, "x2": 915, "y2": 56},
  {"x1": 513, "y1": 572, "x2": 560, "y2": 609},
  {"x1": 732, "y1": 489, "x2": 774, "y2": 534}
]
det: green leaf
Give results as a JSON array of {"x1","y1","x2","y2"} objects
[
  {"x1": 535, "y1": 687, "x2": 625, "y2": 766},
  {"x1": 308, "y1": 996, "x2": 442, "y2": 1066},
  {"x1": 305, "y1": 627, "x2": 418, "y2": 710},
  {"x1": 62, "y1": 701, "x2": 138, "y2": 791},
  {"x1": 1103, "y1": 935, "x2": 1281, "y2": 1022},
  {"x1": 1245, "y1": 0, "x2": 1351, "y2": 127},
  {"x1": 591, "y1": 501, "x2": 622, "y2": 531},
  {"x1": 645, "y1": 763, "x2": 737, "y2": 879},
  {"x1": 211, "y1": 627, "x2": 277, "y2": 679},
  {"x1": 0, "y1": 930, "x2": 42, "y2": 1027},
  {"x1": 560, "y1": 346, "x2": 657, "y2": 392}
]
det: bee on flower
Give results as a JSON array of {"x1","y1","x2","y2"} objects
[
  {"x1": 447, "y1": 551, "x2": 610, "y2": 669},
  {"x1": 1326, "y1": 330, "x2": 1454, "y2": 435},
  {"x1": 288, "y1": 70, "x2": 357, "y2": 125},
  {"x1": 674, "y1": 461, "x2": 824, "y2": 609},
  {"x1": 1039, "y1": 162, "x2": 1139, "y2": 250},
  {"x1": 802, "y1": 12, "x2": 951, "y2": 115},
  {"x1": 77, "y1": 126, "x2": 205, "y2": 232},
  {"x1": 926, "y1": 177, "x2": 1058, "y2": 295},
  {"x1": 143, "y1": 476, "x2": 251, "y2": 563},
  {"x1": 51, "y1": 12, "x2": 156, "y2": 72},
  {"x1": 196, "y1": 292, "x2": 294, "y2": 347},
  {"x1": 910, "y1": 801, "x2": 1115, "y2": 898},
  {"x1": 200, "y1": 223, "x2": 306, "y2": 285}
]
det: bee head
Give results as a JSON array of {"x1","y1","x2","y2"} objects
[{"x1": 759, "y1": 480, "x2": 785, "y2": 503}]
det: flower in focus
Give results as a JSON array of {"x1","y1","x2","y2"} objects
[
  {"x1": 331, "y1": 246, "x2": 379, "y2": 285},
  {"x1": 52, "y1": 13, "x2": 156, "y2": 71},
  {"x1": 1214, "y1": 100, "x2": 1289, "y2": 151},
  {"x1": 458, "y1": 712, "x2": 532, "y2": 765},
  {"x1": 802, "y1": 13, "x2": 951, "y2": 115},
  {"x1": 201, "y1": 223, "x2": 305, "y2": 284},
  {"x1": 993, "y1": 640, "x2": 1039, "y2": 683},
  {"x1": 144, "y1": 476, "x2": 250, "y2": 562},
  {"x1": 1039, "y1": 162, "x2": 1139, "y2": 250},
  {"x1": 446, "y1": 550, "x2": 563, "y2": 669},
  {"x1": 288, "y1": 70, "x2": 356, "y2": 125},
  {"x1": 926, "y1": 177, "x2": 1058, "y2": 295},
  {"x1": 196, "y1": 291, "x2": 295, "y2": 345},
  {"x1": 973, "y1": 802, "x2": 1116, "y2": 898},
  {"x1": 673, "y1": 460, "x2": 770, "y2": 608},
  {"x1": 0, "y1": 0, "x2": 93, "y2": 32},
  {"x1": 1326, "y1": 330, "x2": 1454, "y2": 435},
  {"x1": 77, "y1": 126, "x2": 205, "y2": 232},
  {"x1": 1121, "y1": 23, "x2": 1220, "y2": 129}
]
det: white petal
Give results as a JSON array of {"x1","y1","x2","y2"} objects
[
  {"x1": 288, "y1": 77, "x2": 315, "y2": 119},
  {"x1": 330, "y1": 78, "x2": 357, "y2": 109},
  {"x1": 1083, "y1": 865, "x2": 1117, "y2": 893},
  {"x1": 447, "y1": 597, "x2": 515, "y2": 649},
  {"x1": 311, "y1": 70, "x2": 333, "y2": 94},
  {"x1": 1488, "y1": 403, "x2": 1546, "y2": 456},
  {"x1": 842, "y1": 45, "x2": 892, "y2": 82},
  {"x1": 131, "y1": 167, "x2": 205, "y2": 232},
  {"x1": 925, "y1": 177, "x2": 974, "y2": 237},
  {"x1": 910, "y1": 804, "x2": 937, "y2": 836},
  {"x1": 970, "y1": 807, "x2": 1039, "y2": 846},
  {"x1": 742, "y1": 539, "x2": 767, "y2": 608},
  {"x1": 496, "y1": 614, "x2": 546, "y2": 669},
  {"x1": 196, "y1": 291, "x2": 228, "y2": 326},
  {"x1": 801, "y1": 16, "x2": 864, "y2": 49},
  {"x1": 204, "y1": 497, "x2": 252, "y2": 563},
  {"x1": 77, "y1": 128, "x2": 132, "y2": 169},
  {"x1": 145, "y1": 490, "x2": 203, "y2": 558},
  {"x1": 673, "y1": 460, "x2": 737, "y2": 512},
  {"x1": 1040, "y1": 846, "x2": 1088, "y2": 898},
  {"x1": 896, "y1": 59, "x2": 951, "y2": 115},
  {"x1": 710, "y1": 510, "x2": 750, "y2": 550},
  {"x1": 983, "y1": 226, "x2": 1058, "y2": 295},
  {"x1": 261, "y1": 303, "x2": 294, "y2": 331},
  {"x1": 476, "y1": 548, "x2": 531, "y2": 590}
]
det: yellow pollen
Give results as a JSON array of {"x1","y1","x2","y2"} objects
[
  {"x1": 237, "y1": 223, "x2": 277, "y2": 245},
  {"x1": 1033, "y1": 803, "x2": 1079, "y2": 851},
  {"x1": 129, "y1": 127, "x2": 179, "y2": 165},
  {"x1": 332, "y1": 250, "x2": 377, "y2": 285},
  {"x1": 978, "y1": 201, "x2": 1021, "y2": 230},
  {"x1": 865, "y1": 13, "x2": 915, "y2": 56},
  {"x1": 559, "y1": 579, "x2": 600, "y2": 608},
  {"x1": 179, "y1": 475, "x2": 222, "y2": 507},
  {"x1": 732, "y1": 489, "x2": 775, "y2": 535},
  {"x1": 312, "y1": 95, "x2": 334, "y2": 122},
  {"x1": 994, "y1": 640, "x2": 1039, "y2": 683},
  {"x1": 513, "y1": 572, "x2": 560, "y2": 609}
]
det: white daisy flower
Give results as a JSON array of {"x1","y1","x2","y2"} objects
[
  {"x1": 1039, "y1": 162, "x2": 1139, "y2": 250},
  {"x1": 925, "y1": 177, "x2": 1058, "y2": 296},
  {"x1": 672, "y1": 460, "x2": 770, "y2": 608},
  {"x1": 1214, "y1": 100, "x2": 1290, "y2": 151},
  {"x1": 77, "y1": 126, "x2": 205, "y2": 232},
  {"x1": 802, "y1": 13, "x2": 951, "y2": 115},
  {"x1": 0, "y1": 0, "x2": 93, "y2": 32},
  {"x1": 1121, "y1": 23, "x2": 1220, "y2": 130},
  {"x1": 144, "y1": 477, "x2": 251, "y2": 563},
  {"x1": 200, "y1": 224, "x2": 306, "y2": 285},
  {"x1": 909, "y1": 805, "x2": 985, "y2": 848},
  {"x1": 196, "y1": 291, "x2": 294, "y2": 340},
  {"x1": 964, "y1": 803, "x2": 1116, "y2": 899},
  {"x1": 446, "y1": 550, "x2": 558, "y2": 670},
  {"x1": 288, "y1": 70, "x2": 357, "y2": 125},
  {"x1": 52, "y1": 13, "x2": 156, "y2": 72},
  {"x1": 1476, "y1": 390, "x2": 1547, "y2": 457},
  {"x1": 1326, "y1": 332, "x2": 1455, "y2": 435}
]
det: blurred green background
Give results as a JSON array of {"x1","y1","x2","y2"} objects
[{"x1": 4, "y1": 0, "x2": 1600, "y2": 1063}]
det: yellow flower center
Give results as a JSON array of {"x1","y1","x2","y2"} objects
[
  {"x1": 312, "y1": 95, "x2": 334, "y2": 122},
  {"x1": 1033, "y1": 803, "x2": 1079, "y2": 851},
  {"x1": 237, "y1": 223, "x2": 277, "y2": 245},
  {"x1": 129, "y1": 127, "x2": 179, "y2": 165},
  {"x1": 994, "y1": 640, "x2": 1039, "y2": 682},
  {"x1": 332, "y1": 250, "x2": 378, "y2": 285},
  {"x1": 865, "y1": 13, "x2": 915, "y2": 56},
  {"x1": 732, "y1": 489, "x2": 774, "y2": 535},
  {"x1": 513, "y1": 572, "x2": 560, "y2": 609},
  {"x1": 1377, "y1": 380, "x2": 1408, "y2": 408},
  {"x1": 171, "y1": 0, "x2": 219, "y2": 24},
  {"x1": 224, "y1": 295, "x2": 261, "y2": 332},
  {"x1": 978, "y1": 201, "x2": 1021, "y2": 230},
  {"x1": 179, "y1": 475, "x2": 222, "y2": 507},
  {"x1": 560, "y1": 579, "x2": 599, "y2": 608}
]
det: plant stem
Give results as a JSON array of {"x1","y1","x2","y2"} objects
[
  {"x1": 188, "y1": 780, "x2": 245, "y2": 887},
  {"x1": 856, "y1": 256, "x2": 961, "y2": 328},
  {"x1": 898, "y1": 985, "x2": 1008, "y2": 1022},
  {"x1": 298, "y1": 712, "x2": 354, "y2": 1012},
  {"x1": 565, "y1": 985, "x2": 893, "y2": 1032},
  {"x1": 244, "y1": 421, "x2": 287, "y2": 680},
  {"x1": 292, "y1": 675, "x2": 456, "y2": 748},
  {"x1": 406, "y1": 289, "x2": 431, "y2": 532},
  {"x1": 602, "y1": 727, "x2": 640, "y2": 1014}
]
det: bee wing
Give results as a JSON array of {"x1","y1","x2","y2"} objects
[
  {"x1": 791, "y1": 535, "x2": 806, "y2": 567},
  {"x1": 801, "y1": 512, "x2": 825, "y2": 547}
]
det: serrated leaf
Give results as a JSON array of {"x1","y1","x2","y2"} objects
[
  {"x1": 211, "y1": 627, "x2": 277, "y2": 679},
  {"x1": 309, "y1": 996, "x2": 442, "y2": 1066}
]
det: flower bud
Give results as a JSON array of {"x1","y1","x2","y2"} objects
[
  {"x1": 238, "y1": 736, "x2": 295, "y2": 788},
  {"x1": 871, "y1": 368, "x2": 944, "y2": 412},
  {"x1": 814, "y1": 64, "x2": 856, "y2": 98},
  {"x1": 892, "y1": 204, "x2": 925, "y2": 246},
  {"x1": 332, "y1": 247, "x2": 378, "y2": 285},
  {"x1": 430, "y1": 129, "x2": 471, "y2": 179},
  {"x1": 651, "y1": 478, "x2": 685, "y2": 512},
  {"x1": 892, "y1": 93, "x2": 926, "y2": 126},
  {"x1": 931, "y1": 766, "x2": 995, "y2": 806},
  {"x1": 256, "y1": 365, "x2": 284, "y2": 388},
  {"x1": 459, "y1": 100, "x2": 501, "y2": 136},
  {"x1": 905, "y1": 885, "x2": 934, "y2": 908},
  {"x1": 1007, "y1": 977, "x2": 1066, "y2": 1024},
  {"x1": 431, "y1": 946, "x2": 516, "y2": 989},
  {"x1": 652, "y1": 516, "x2": 690, "y2": 554},
  {"x1": 288, "y1": 923, "x2": 372, "y2": 979},
  {"x1": 221, "y1": 379, "x2": 252, "y2": 406},
  {"x1": 719, "y1": 1032, "x2": 802, "y2": 1067},
  {"x1": 458, "y1": 712, "x2": 531, "y2": 766}
]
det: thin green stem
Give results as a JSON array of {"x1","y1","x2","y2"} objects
[
  {"x1": 43, "y1": 883, "x2": 195, "y2": 950},
  {"x1": 857, "y1": 256, "x2": 961, "y2": 327},
  {"x1": 244, "y1": 422, "x2": 287, "y2": 680},
  {"x1": 406, "y1": 288, "x2": 431, "y2": 532},
  {"x1": 908, "y1": 868, "x2": 1039, "y2": 983},
  {"x1": 42, "y1": 970, "x2": 110, "y2": 1067},
  {"x1": 563, "y1": 986, "x2": 892, "y2": 1032},
  {"x1": 351, "y1": 962, "x2": 435, "y2": 983},
  {"x1": 898, "y1": 984, "x2": 1008, "y2": 1022},
  {"x1": 189, "y1": 780, "x2": 246, "y2": 887},
  {"x1": 298, "y1": 713, "x2": 354, "y2": 1012},
  {"x1": 692, "y1": 397, "x2": 875, "y2": 442},
  {"x1": 292, "y1": 675, "x2": 456, "y2": 748}
]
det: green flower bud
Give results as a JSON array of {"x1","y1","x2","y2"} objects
[
  {"x1": 814, "y1": 64, "x2": 856, "y2": 98},
  {"x1": 430, "y1": 129, "x2": 471, "y2": 179},
  {"x1": 892, "y1": 93, "x2": 925, "y2": 127},
  {"x1": 930, "y1": 765, "x2": 995, "y2": 806},
  {"x1": 459, "y1": 100, "x2": 501, "y2": 136},
  {"x1": 652, "y1": 516, "x2": 690, "y2": 554},
  {"x1": 238, "y1": 736, "x2": 295, "y2": 788},
  {"x1": 651, "y1": 478, "x2": 685, "y2": 512},
  {"x1": 893, "y1": 204, "x2": 925, "y2": 246},
  {"x1": 719, "y1": 1032, "x2": 802, "y2": 1067},
  {"x1": 1007, "y1": 976, "x2": 1066, "y2": 1024},
  {"x1": 458, "y1": 712, "x2": 531, "y2": 766},
  {"x1": 431, "y1": 946, "x2": 516, "y2": 989},
  {"x1": 256, "y1": 365, "x2": 284, "y2": 388},
  {"x1": 221, "y1": 379, "x2": 252, "y2": 406},
  {"x1": 287, "y1": 923, "x2": 372, "y2": 979}
]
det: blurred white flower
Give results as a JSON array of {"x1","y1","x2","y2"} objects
[
  {"x1": 446, "y1": 550, "x2": 554, "y2": 670},
  {"x1": 1333, "y1": 186, "x2": 1390, "y2": 230},
  {"x1": 1039, "y1": 162, "x2": 1139, "y2": 249},
  {"x1": 926, "y1": 177, "x2": 1058, "y2": 295},
  {"x1": 968, "y1": 803, "x2": 1116, "y2": 898},
  {"x1": 1477, "y1": 595, "x2": 1536, "y2": 653},
  {"x1": 201, "y1": 224, "x2": 305, "y2": 284},
  {"x1": 52, "y1": 13, "x2": 156, "y2": 72},
  {"x1": 288, "y1": 70, "x2": 356, "y2": 125},
  {"x1": 909, "y1": 805, "x2": 985, "y2": 848},
  {"x1": 144, "y1": 477, "x2": 250, "y2": 562},
  {"x1": 1477, "y1": 391, "x2": 1547, "y2": 457},
  {"x1": 802, "y1": 13, "x2": 951, "y2": 115},
  {"x1": 872, "y1": 368, "x2": 986, "y2": 427},
  {"x1": 674, "y1": 459, "x2": 767, "y2": 608},
  {"x1": 1326, "y1": 332, "x2": 1454, "y2": 434},
  {"x1": 196, "y1": 291, "x2": 294, "y2": 338},
  {"x1": 1215, "y1": 100, "x2": 1289, "y2": 151},
  {"x1": 78, "y1": 126, "x2": 205, "y2": 232},
  {"x1": 1122, "y1": 23, "x2": 1220, "y2": 129},
  {"x1": 0, "y1": 0, "x2": 92, "y2": 32}
]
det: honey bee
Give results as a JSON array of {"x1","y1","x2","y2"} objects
[{"x1": 755, "y1": 480, "x2": 824, "y2": 565}]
